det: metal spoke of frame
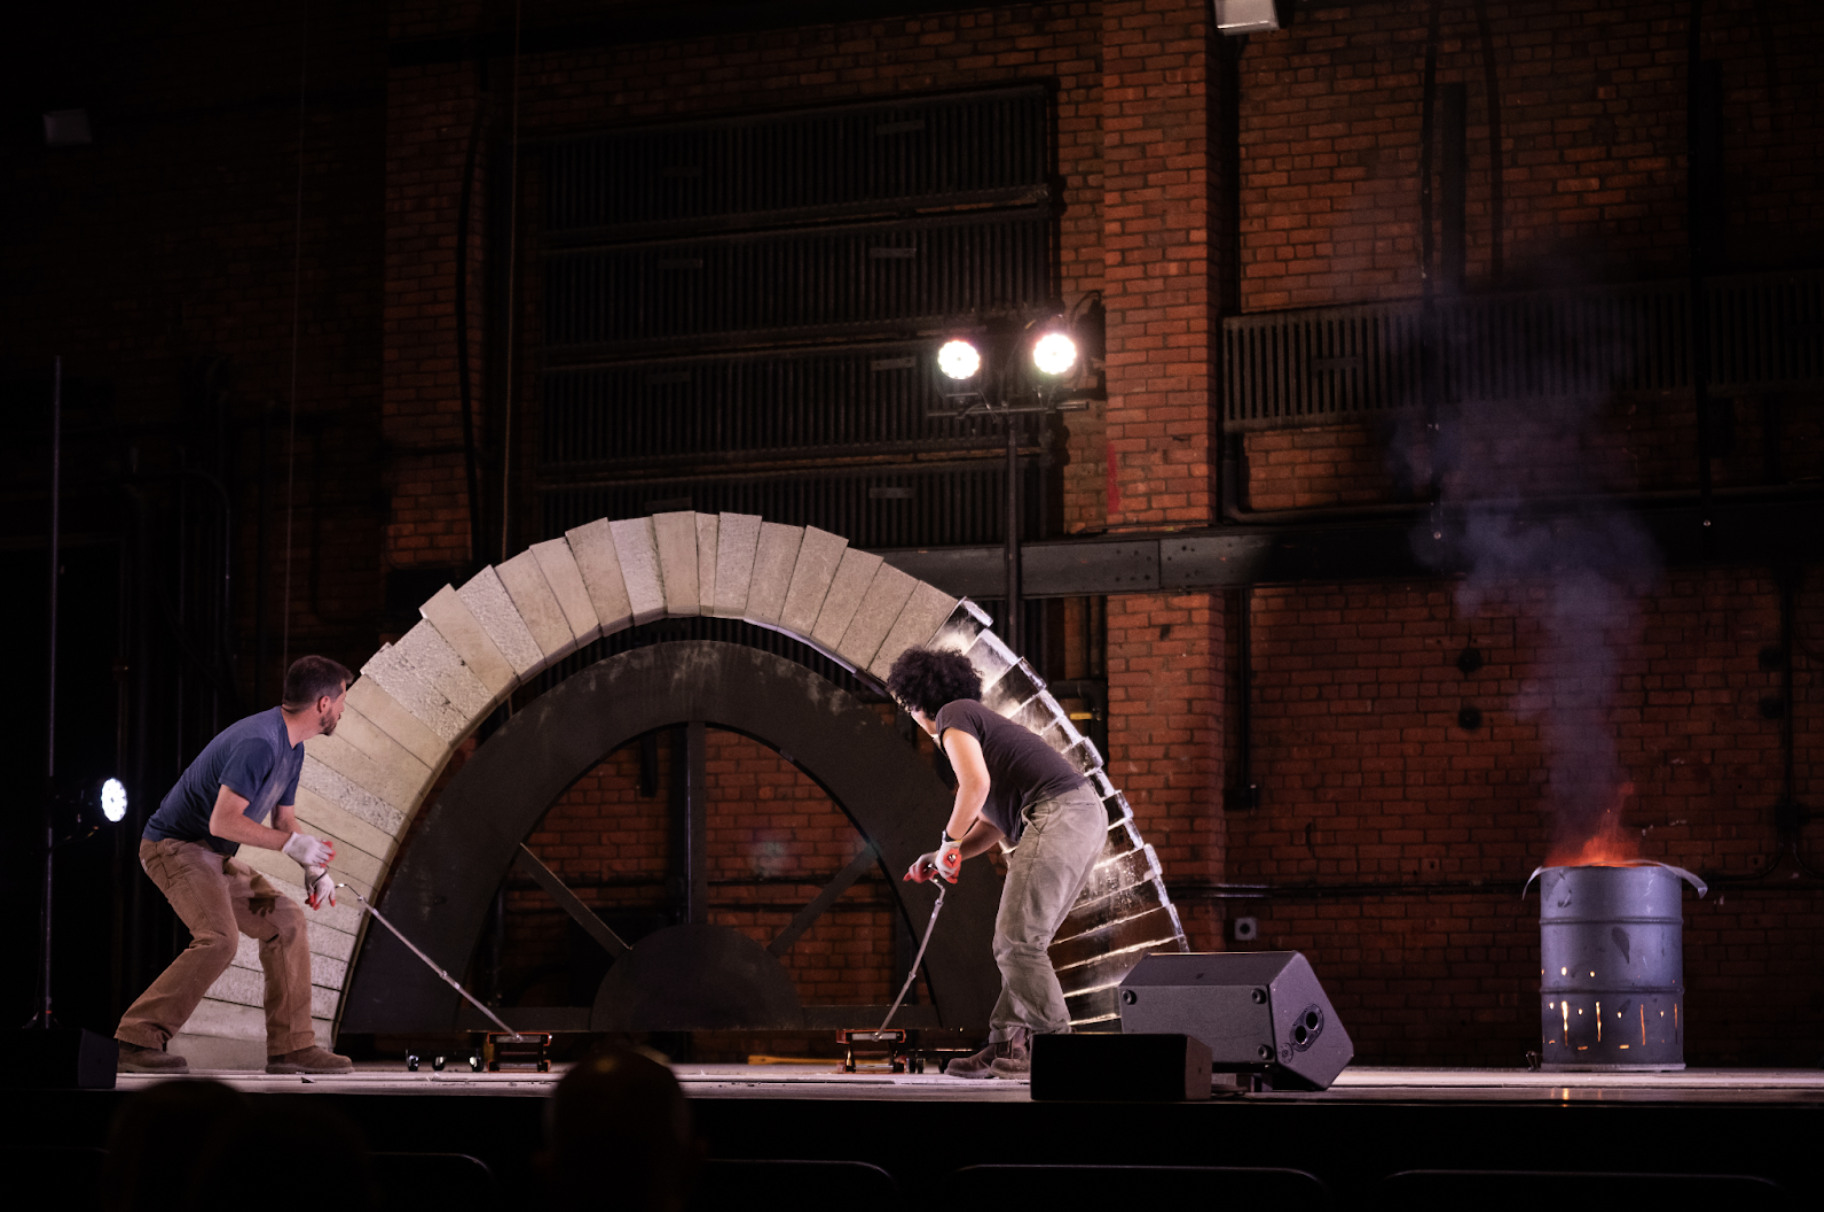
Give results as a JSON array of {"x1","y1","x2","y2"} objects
[
  {"x1": 514, "y1": 843, "x2": 630, "y2": 958},
  {"x1": 674, "y1": 720, "x2": 709, "y2": 925},
  {"x1": 767, "y1": 843, "x2": 880, "y2": 958}
]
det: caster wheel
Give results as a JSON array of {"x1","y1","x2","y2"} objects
[
  {"x1": 406, "y1": 1054, "x2": 420, "y2": 1072},
  {"x1": 469, "y1": 1054, "x2": 483, "y2": 1072},
  {"x1": 433, "y1": 1055, "x2": 447, "y2": 1072}
]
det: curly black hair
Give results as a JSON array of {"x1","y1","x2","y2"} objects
[{"x1": 885, "y1": 647, "x2": 983, "y2": 718}]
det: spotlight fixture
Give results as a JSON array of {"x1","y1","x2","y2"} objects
[
  {"x1": 937, "y1": 338, "x2": 982, "y2": 381},
  {"x1": 98, "y1": 778, "x2": 128, "y2": 823},
  {"x1": 1031, "y1": 330, "x2": 1078, "y2": 378}
]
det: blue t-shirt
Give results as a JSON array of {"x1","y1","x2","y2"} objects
[{"x1": 143, "y1": 707, "x2": 304, "y2": 856}]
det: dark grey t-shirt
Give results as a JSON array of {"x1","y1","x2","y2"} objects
[
  {"x1": 933, "y1": 700, "x2": 1089, "y2": 844},
  {"x1": 143, "y1": 707, "x2": 304, "y2": 857}
]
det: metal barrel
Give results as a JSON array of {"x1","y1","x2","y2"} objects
[{"x1": 1537, "y1": 865, "x2": 1686, "y2": 1070}]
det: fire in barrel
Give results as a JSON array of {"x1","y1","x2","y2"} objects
[{"x1": 1534, "y1": 862, "x2": 1706, "y2": 1071}]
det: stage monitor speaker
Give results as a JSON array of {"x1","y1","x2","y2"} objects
[
  {"x1": 1, "y1": 1027, "x2": 118, "y2": 1090},
  {"x1": 1029, "y1": 1032, "x2": 1212, "y2": 1101},
  {"x1": 1117, "y1": 952, "x2": 1352, "y2": 1091}
]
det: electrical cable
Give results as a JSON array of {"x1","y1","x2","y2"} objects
[
  {"x1": 499, "y1": 0, "x2": 523, "y2": 562},
  {"x1": 281, "y1": 1, "x2": 310, "y2": 673}
]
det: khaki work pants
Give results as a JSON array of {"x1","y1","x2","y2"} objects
[
  {"x1": 116, "y1": 838, "x2": 315, "y2": 1056},
  {"x1": 988, "y1": 786, "x2": 1108, "y2": 1041}
]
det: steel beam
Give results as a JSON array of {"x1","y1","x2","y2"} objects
[{"x1": 875, "y1": 498, "x2": 1824, "y2": 598}]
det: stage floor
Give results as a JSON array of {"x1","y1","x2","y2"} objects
[{"x1": 117, "y1": 1063, "x2": 1824, "y2": 1105}]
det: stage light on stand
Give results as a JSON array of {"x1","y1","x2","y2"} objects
[
  {"x1": 99, "y1": 778, "x2": 128, "y2": 823},
  {"x1": 1031, "y1": 330, "x2": 1078, "y2": 378},
  {"x1": 937, "y1": 338, "x2": 982, "y2": 381}
]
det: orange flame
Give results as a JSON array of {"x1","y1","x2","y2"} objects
[{"x1": 1546, "y1": 782, "x2": 1639, "y2": 867}]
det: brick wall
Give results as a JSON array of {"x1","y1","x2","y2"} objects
[
  {"x1": 1101, "y1": 0, "x2": 1217, "y2": 527},
  {"x1": 1237, "y1": 0, "x2": 1824, "y2": 312},
  {"x1": 1228, "y1": 569, "x2": 1822, "y2": 1063}
]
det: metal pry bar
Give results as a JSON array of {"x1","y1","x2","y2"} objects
[
  {"x1": 337, "y1": 883, "x2": 519, "y2": 1039},
  {"x1": 878, "y1": 880, "x2": 946, "y2": 1032}
]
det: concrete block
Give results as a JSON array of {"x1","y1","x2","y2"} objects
[
  {"x1": 297, "y1": 754, "x2": 406, "y2": 838},
  {"x1": 307, "y1": 919, "x2": 358, "y2": 963},
  {"x1": 457, "y1": 566, "x2": 544, "y2": 677},
  {"x1": 303, "y1": 732, "x2": 421, "y2": 819},
  {"x1": 744, "y1": 523, "x2": 803, "y2": 626},
  {"x1": 866, "y1": 581, "x2": 961, "y2": 679},
  {"x1": 294, "y1": 783, "x2": 398, "y2": 865},
  {"x1": 610, "y1": 517, "x2": 665, "y2": 625},
  {"x1": 1040, "y1": 713, "x2": 1085, "y2": 753},
  {"x1": 653, "y1": 511, "x2": 701, "y2": 617},
  {"x1": 322, "y1": 704, "x2": 436, "y2": 810},
  {"x1": 418, "y1": 585, "x2": 516, "y2": 702},
  {"x1": 833, "y1": 563, "x2": 916, "y2": 671},
  {"x1": 983, "y1": 659, "x2": 1044, "y2": 717},
  {"x1": 791, "y1": 540, "x2": 860, "y2": 642},
  {"x1": 359, "y1": 644, "x2": 467, "y2": 745},
  {"x1": 207, "y1": 965, "x2": 339, "y2": 1020},
  {"x1": 530, "y1": 537, "x2": 603, "y2": 646},
  {"x1": 780, "y1": 527, "x2": 848, "y2": 637},
  {"x1": 497, "y1": 549, "x2": 579, "y2": 661},
  {"x1": 565, "y1": 518, "x2": 635, "y2": 635},
  {"x1": 1013, "y1": 690, "x2": 1067, "y2": 737},
  {"x1": 711, "y1": 512, "x2": 762, "y2": 618},
  {"x1": 696, "y1": 513, "x2": 719, "y2": 613},
  {"x1": 963, "y1": 630, "x2": 1017, "y2": 694},
  {"x1": 169, "y1": 1026, "x2": 265, "y2": 1070},
  {"x1": 392, "y1": 620, "x2": 495, "y2": 727},
  {"x1": 178, "y1": 998, "x2": 334, "y2": 1051},
  {"x1": 1060, "y1": 735, "x2": 1104, "y2": 775},
  {"x1": 232, "y1": 935, "x2": 348, "y2": 992},
  {"x1": 929, "y1": 598, "x2": 994, "y2": 653}
]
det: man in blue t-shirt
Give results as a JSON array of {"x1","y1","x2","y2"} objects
[
  {"x1": 116, "y1": 655, "x2": 357, "y2": 1075},
  {"x1": 887, "y1": 646, "x2": 1107, "y2": 1079}
]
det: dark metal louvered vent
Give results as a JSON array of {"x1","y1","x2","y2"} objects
[
  {"x1": 1222, "y1": 270, "x2": 1824, "y2": 431},
  {"x1": 541, "y1": 458, "x2": 1047, "y2": 551},
  {"x1": 545, "y1": 209, "x2": 1051, "y2": 357},
  {"x1": 534, "y1": 84, "x2": 1059, "y2": 558},
  {"x1": 543, "y1": 85, "x2": 1051, "y2": 239},
  {"x1": 540, "y1": 340, "x2": 1015, "y2": 471}
]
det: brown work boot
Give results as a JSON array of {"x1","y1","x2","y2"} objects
[
  {"x1": 946, "y1": 1027, "x2": 1029, "y2": 1079},
  {"x1": 266, "y1": 1045, "x2": 354, "y2": 1075},
  {"x1": 988, "y1": 1028, "x2": 1032, "y2": 1079},
  {"x1": 117, "y1": 1041, "x2": 188, "y2": 1074}
]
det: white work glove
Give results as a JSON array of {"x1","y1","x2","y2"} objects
[
  {"x1": 934, "y1": 834, "x2": 963, "y2": 884},
  {"x1": 905, "y1": 852, "x2": 940, "y2": 883},
  {"x1": 282, "y1": 831, "x2": 334, "y2": 868},
  {"x1": 305, "y1": 866, "x2": 336, "y2": 911}
]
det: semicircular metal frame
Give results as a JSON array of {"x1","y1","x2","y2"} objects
[{"x1": 339, "y1": 641, "x2": 1003, "y2": 1032}]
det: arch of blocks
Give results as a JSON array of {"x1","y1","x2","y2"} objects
[{"x1": 174, "y1": 512, "x2": 1187, "y2": 1066}]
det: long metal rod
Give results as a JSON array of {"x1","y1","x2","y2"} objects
[
  {"x1": 879, "y1": 881, "x2": 945, "y2": 1032},
  {"x1": 339, "y1": 884, "x2": 518, "y2": 1037}
]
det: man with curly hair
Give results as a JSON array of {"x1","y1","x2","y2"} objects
[{"x1": 887, "y1": 645, "x2": 1106, "y2": 1079}]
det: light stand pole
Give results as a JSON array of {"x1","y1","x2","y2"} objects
[
  {"x1": 1004, "y1": 410, "x2": 1022, "y2": 656},
  {"x1": 27, "y1": 356, "x2": 63, "y2": 1030}
]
